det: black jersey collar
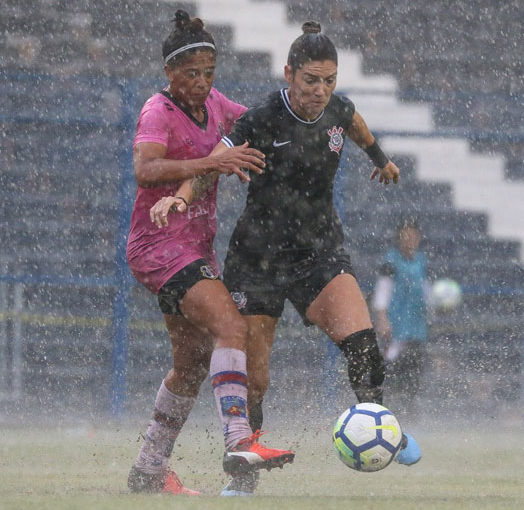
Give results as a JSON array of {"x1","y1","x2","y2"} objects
[
  {"x1": 160, "y1": 89, "x2": 208, "y2": 130},
  {"x1": 280, "y1": 88, "x2": 325, "y2": 125}
]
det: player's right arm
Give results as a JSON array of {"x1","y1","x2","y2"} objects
[
  {"x1": 134, "y1": 140, "x2": 265, "y2": 188},
  {"x1": 185, "y1": 140, "x2": 256, "y2": 201},
  {"x1": 149, "y1": 141, "x2": 263, "y2": 228}
]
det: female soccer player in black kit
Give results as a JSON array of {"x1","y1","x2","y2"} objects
[{"x1": 151, "y1": 21, "x2": 421, "y2": 496}]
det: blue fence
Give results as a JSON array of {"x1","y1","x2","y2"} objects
[{"x1": 1, "y1": 74, "x2": 142, "y2": 416}]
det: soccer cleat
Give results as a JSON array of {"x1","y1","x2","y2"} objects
[
  {"x1": 162, "y1": 469, "x2": 200, "y2": 496},
  {"x1": 220, "y1": 471, "x2": 259, "y2": 497},
  {"x1": 127, "y1": 466, "x2": 200, "y2": 495},
  {"x1": 222, "y1": 430, "x2": 295, "y2": 475},
  {"x1": 395, "y1": 433, "x2": 421, "y2": 466}
]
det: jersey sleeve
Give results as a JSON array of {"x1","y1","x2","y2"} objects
[
  {"x1": 373, "y1": 275, "x2": 394, "y2": 310},
  {"x1": 211, "y1": 88, "x2": 247, "y2": 135},
  {"x1": 133, "y1": 101, "x2": 169, "y2": 147},
  {"x1": 338, "y1": 95, "x2": 356, "y2": 132},
  {"x1": 220, "y1": 108, "x2": 256, "y2": 148}
]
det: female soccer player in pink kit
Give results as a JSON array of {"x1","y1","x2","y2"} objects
[{"x1": 126, "y1": 10, "x2": 293, "y2": 496}]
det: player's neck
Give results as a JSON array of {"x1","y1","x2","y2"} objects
[
  {"x1": 286, "y1": 89, "x2": 323, "y2": 122},
  {"x1": 164, "y1": 88, "x2": 206, "y2": 123},
  {"x1": 400, "y1": 247, "x2": 416, "y2": 260}
]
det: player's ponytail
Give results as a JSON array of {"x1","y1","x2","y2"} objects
[
  {"x1": 162, "y1": 9, "x2": 216, "y2": 67},
  {"x1": 287, "y1": 20, "x2": 337, "y2": 71}
]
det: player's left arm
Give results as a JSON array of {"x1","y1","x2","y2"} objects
[{"x1": 348, "y1": 110, "x2": 399, "y2": 185}]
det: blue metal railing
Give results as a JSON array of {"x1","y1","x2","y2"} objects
[{"x1": 110, "y1": 79, "x2": 138, "y2": 417}]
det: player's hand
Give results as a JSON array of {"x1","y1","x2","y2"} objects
[
  {"x1": 370, "y1": 161, "x2": 399, "y2": 185},
  {"x1": 149, "y1": 196, "x2": 187, "y2": 228},
  {"x1": 210, "y1": 142, "x2": 265, "y2": 182}
]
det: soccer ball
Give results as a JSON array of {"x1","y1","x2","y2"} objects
[
  {"x1": 332, "y1": 403, "x2": 403, "y2": 472},
  {"x1": 431, "y1": 278, "x2": 462, "y2": 310}
]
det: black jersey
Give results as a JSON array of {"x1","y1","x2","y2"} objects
[{"x1": 223, "y1": 88, "x2": 355, "y2": 252}]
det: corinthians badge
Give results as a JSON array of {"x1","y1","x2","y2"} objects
[{"x1": 328, "y1": 125, "x2": 344, "y2": 154}]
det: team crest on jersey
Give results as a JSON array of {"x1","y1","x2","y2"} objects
[
  {"x1": 327, "y1": 126, "x2": 344, "y2": 153},
  {"x1": 231, "y1": 291, "x2": 247, "y2": 310},
  {"x1": 200, "y1": 265, "x2": 219, "y2": 280}
]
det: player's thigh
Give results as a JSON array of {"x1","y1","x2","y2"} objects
[
  {"x1": 179, "y1": 278, "x2": 247, "y2": 347},
  {"x1": 306, "y1": 273, "x2": 372, "y2": 342},
  {"x1": 245, "y1": 315, "x2": 278, "y2": 400}
]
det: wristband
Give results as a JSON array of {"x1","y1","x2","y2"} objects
[
  {"x1": 364, "y1": 141, "x2": 389, "y2": 169},
  {"x1": 175, "y1": 196, "x2": 188, "y2": 207}
]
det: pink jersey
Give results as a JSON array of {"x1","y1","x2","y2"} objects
[{"x1": 127, "y1": 87, "x2": 246, "y2": 294}]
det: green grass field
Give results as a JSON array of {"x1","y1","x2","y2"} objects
[{"x1": 2, "y1": 415, "x2": 524, "y2": 510}]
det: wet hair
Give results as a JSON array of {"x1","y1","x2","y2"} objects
[
  {"x1": 396, "y1": 217, "x2": 421, "y2": 239},
  {"x1": 287, "y1": 21, "x2": 337, "y2": 71},
  {"x1": 162, "y1": 9, "x2": 216, "y2": 67}
]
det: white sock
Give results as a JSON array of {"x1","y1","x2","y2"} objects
[
  {"x1": 135, "y1": 380, "x2": 195, "y2": 474},
  {"x1": 209, "y1": 347, "x2": 252, "y2": 450}
]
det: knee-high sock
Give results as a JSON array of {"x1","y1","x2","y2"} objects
[
  {"x1": 135, "y1": 380, "x2": 195, "y2": 474},
  {"x1": 337, "y1": 328, "x2": 385, "y2": 404},
  {"x1": 209, "y1": 347, "x2": 252, "y2": 450}
]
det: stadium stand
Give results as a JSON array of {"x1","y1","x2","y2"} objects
[{"x1": 0, "y1": 0, "x2": 522, "y2": 418}]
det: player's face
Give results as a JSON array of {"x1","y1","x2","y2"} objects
[
  {"x1": 285, "y1": 60, "x2": 337, "y2": 120},
  {"x1": 165, "y1": 50, "x2": 216, "y2": 110},
  {"x1": 399, "y1": 227, "x2": 421, "y2": 257}
]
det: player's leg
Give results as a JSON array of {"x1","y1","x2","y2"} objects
[
  {"x1": 403, "y1": 342, "x2": 426, "y2": 408},
  {"x1": 246, "y1": 315, "x2": 278, "y2": 431},
  {"x1": 128, "y1": 315, "x2": 209, "y2": 495},
  {"x1": 221, "y1": 315, "x2": 278, "y2": 496},
  {"x1": 180, "y1": 279, "x2": 294, "y2": 474},
  {"x1": 384, "y1": 340, "x2": 405, "y2": 402},
  {"x1": 305, "y1": 273, "x2": 385, "y2": 403},
  {"x1": 389, "y1": 341, "x2": 422, "y2": 465},
  {"x1": 305, "y1": 272, "x2": 421, "y2": 465}
]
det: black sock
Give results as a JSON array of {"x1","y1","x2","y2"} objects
[
  {"x1": 337, "y1": 328, "x2": 385, "y2": 404},
  {"x1": 248, "y1": 400, "x2": 263, "y2": 432}
]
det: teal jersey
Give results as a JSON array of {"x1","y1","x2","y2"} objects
[{"x1": 383, "y1": 248, "x2": 427, "y2": 341}]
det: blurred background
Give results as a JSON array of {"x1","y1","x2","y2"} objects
[{"x1": 1, "y1": 0, "x2": 523, "y2": 426}]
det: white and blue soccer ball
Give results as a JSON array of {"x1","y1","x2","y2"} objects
[
  {"x1": 333, "y1": 403, "x2": 403, "y2": 472},
  {"x1": 431, "y1": 278, "x2": 463, "y2": 311}
]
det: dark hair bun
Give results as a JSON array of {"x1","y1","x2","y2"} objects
[
  {"x1": 173, "y1": 9, "x2": 190, "y2": 30},
  {"x1": 302, "y1": 21, "x2": 321, "y2": 34},
  {"x1": 163, "y1": 8, "x2": 214, "y2": 63},
  {"x1": 172, "y1": 9, "x2": 204, "y2": 33}
]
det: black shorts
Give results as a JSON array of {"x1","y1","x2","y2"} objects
[
  {"x1": 158, "y1": 259, "x2": 219, "y2": 315},
  {"x1": 223, "y1": 247, "x2": 355, "y2": 325}
]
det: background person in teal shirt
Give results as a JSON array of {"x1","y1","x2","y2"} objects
[{"x1": 372, "y1": 219, "x2": 431, "y2": 411}]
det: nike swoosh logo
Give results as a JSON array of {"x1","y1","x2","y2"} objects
[
  {"x1": 368, "y1": 425, "x2": 400, "y2": 438},
  {"x1": 272, "y1": 140, "x2": 292, "y2": 147}
]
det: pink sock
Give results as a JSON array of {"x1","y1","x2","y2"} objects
[
  {"x1": 209, "y1": 347, "x2": 252, "y2": 450},
  {"x1": 135, "y1": 380, "x2": 195, "y2": 474}
]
